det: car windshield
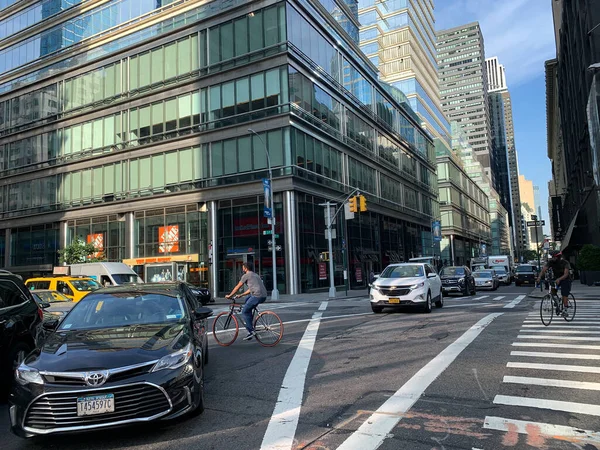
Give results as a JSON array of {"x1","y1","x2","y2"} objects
[
  {"x1": 516, "y1": 266, "x2": 534, "y2": 272},
  {"x1": 33, "y1": 291, "x2": 70, "y2": 303},
  {"x1": 494, "y1": 268, "x2": 507, "y2": 275},
  {"x1": 112, "y1": 274, "x2": 139, "y2": 284},
  {"x1": 58, "y1": 292, "x2": 187, "y2": 331},
  {"x1": 380, "y1": 265, "x2": 424, "y2": 278},
  {"x1": 71, "y1": 279, "x2": 101, "y2": 291},
  {"x1": 440, "y1": 267, "x2": 465, "y2": 276},
  {"x1": 474, "y1": 272, "x2": 492, "y2": 278}
]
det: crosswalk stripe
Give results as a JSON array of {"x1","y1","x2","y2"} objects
[
  {"x1": 494, "y1": 395, "x2": 600, "y2": 416},
  {"x1": 504, "y1": 295, "x2": 525, "y2": 309},
  {"x1": 513, "y1": 342, "x2": 600, "y2": 350},
  {"x1": 507, "y1": 362, "x2": 600, "y2": 374},
  {"x1": 493, "y1": 296, "x2": 505, "y2": 300},
  {"x1": 474, "y1": 296, "x2": 488, "y2": 300},
  {"x1": 520, "y1": 329, "x2": 600, "y2": 334},
  {"x1": 523, "y1": 324, "x2": 600, "y2": 329},
  {"x1": 504, "y1": 375, "x2": 600, "y2": 390},
  {"x1": 483, "y1": 416, "x2": 600, "y2": 442},
  {"x1": 518, "y1": 335, "x2": 600, "y2": 341},
  {"x1": 510, "y1": 351, "x2": 600, "y2": 360}
]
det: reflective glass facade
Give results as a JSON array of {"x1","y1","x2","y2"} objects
[{"x1": 0, "y1": 0, "x2": 436, "y2": 294}]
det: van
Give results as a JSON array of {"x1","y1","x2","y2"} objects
[
  {"x1": 68, "y1": 262, "x2": 143, "y2": 286},
  {"x1": 25, "y1": 276, "x2": 100, "y2": 302}
]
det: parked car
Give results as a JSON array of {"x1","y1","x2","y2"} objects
[
  {"x1": 0, "y1": 271, "x2": 44, "y2": 398},
  {"x1": 492, "y1": 267, "x2": 511, "y2": 285},
  {"x1": 514, "y1": 264, "x2": 537, "y2": 286},
  {"x1": 9, "y1": 282, "x2": 213, "y2": 438},
  {"x1": 439, "y1": 266, "x2": 476, "y2": 296},
  {"x1": 25, "y1": 276, "x2": 101, "y2": 302},
  {"x1": 473, "y1": 270, "x2": 499, "y2": 290},
  {"x1": 370, "y1": 263, "x2": 443, "y2": 313},
  {"x1": 30, "y1": 290, "x2": 76, "y2": 322}
]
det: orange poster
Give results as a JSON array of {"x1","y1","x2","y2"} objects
[
  {"x1": 159, "y1": 225, "x2": 179, "y2": 253},
  {"x1": 87, "y1": 234, "x2": 104, "y2": 258}
]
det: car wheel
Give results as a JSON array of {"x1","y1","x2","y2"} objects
[
  {"x1": 435, "y1": 292, "x2": 444, "y2": 308},
  {"x1": 423, "y1": 292, "x2": 432, "y2": 313},
  {"x1": 371, "y1": 305, "x2": 383, "y2": 314},
  {"x1": 189, "y1": 358, "x2": 205, "y2": 417}
]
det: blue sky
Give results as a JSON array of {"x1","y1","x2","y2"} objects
[{"x1": 435, "y1": 0, "x2": 556, "y2": 235}]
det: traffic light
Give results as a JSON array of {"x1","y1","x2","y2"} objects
[
  {"x1": 349, "y1": 196, "x2": 358, "y2": 213},
  {"x1": 359, "y1": 195, "x2": 367, "y2": 212},
  {"x1": 319, "y1": 252, "x2": 329, "y2": 262}
]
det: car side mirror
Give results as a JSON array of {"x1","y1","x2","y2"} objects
[
  {"x1": 40, "y1": 302, "x2": 51, "y2": 309},
  {"x1": 43, "y1": 319, "x2": 59, "y2": 330},
  {"x1": 194, "y1": 307, "x2": 213, "y2": 320},
  {"x1": 373, "y1": 274, "x2": 379, "y2": 279},
  {"x1": 427, "y1": 273, "x2": 437, "y2": 278}
]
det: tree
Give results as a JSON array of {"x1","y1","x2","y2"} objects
[
  {"x1": 522, "y1": 250, "x2": 538, "y2": 262},
  {"x1": 58, "y1": 238, "x2": 105, "y2": 264}
]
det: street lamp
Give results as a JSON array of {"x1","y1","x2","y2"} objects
[{"x1": 248, "y1": 128, "x2": 279, "y2": 300}]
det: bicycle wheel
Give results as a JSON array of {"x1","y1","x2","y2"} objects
[
  {"x1": 540, "y1": 294, "x2": 554, "y2": 326},
  {"x1": 253, "y1": 311, "x2": 283, "y2": 347},
  {"x1": 563, "y1": 294, "x2": 576, "y2": 322},
  {"x1": 212, "y1": 312, "x2": 239, "y2": 346}
]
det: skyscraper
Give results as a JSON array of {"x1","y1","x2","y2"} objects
[
  {"x1": 436, "y1": 23, "x2": 494, "y2": 184},
  {"x1": 358, "y1": 0, "x2": 451, "y2": 150},
  {"x1": 486, "y1": 56, "x2": 524, "y2": 260}
]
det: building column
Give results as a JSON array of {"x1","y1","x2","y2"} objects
[
  {"x1": 284, "y1": 190, "x2": 299, "y2": 295},
  {"x1": 4, "y1": 229, "x2": 10, "y2": 268},
  {"x1": 59, "y1": 221, "x2": 68, "y2": 251},
  {"x1": 450, "y1": 234, "x2": 455, "y2": 265},
  {"x1": 208, "y1": 201, "x2": 218, "y2": 299},
  {"x1": 125, "y1": 212, "x2": 135, "y2": 259}
]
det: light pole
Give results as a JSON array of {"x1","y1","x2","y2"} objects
[{"x1": 248, "y1": 129, "x2": 279, "y2": 300}]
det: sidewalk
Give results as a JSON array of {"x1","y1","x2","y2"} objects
[
  {"x1": 528, "y1": 282, "x2": 600, "y2": 299},
  {"x1": 210, "y1": 289, "x2": 369, "y2": 305}
]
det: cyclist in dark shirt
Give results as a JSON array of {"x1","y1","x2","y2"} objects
[{"x1": 536, "y1": 250, "x2": 571, "y2": 311}]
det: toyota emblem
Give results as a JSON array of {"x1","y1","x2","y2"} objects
[{"x1": 85, "y1": 371, "x2": 108, "y2": 387}]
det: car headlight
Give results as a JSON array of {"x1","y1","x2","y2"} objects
[
  {"x1": 15, "y1": 364, "x2": 44, "y2": 385},
  {"x1": 152, "y1": 342, "x2": 193, "y2": 372},
  {"x1": 410, "y1": 282, "x2": 425, "y2": 290},
  {"x1": 458, "y1": 277, "x2": 465, "y2": 284},
  {"x1": 485, "y1": 280, "x2": 492, "y2": 284}
]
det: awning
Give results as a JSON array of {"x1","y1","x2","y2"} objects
[{"x1": 560, "y1": 211, "x2": 579, "y2": 251}]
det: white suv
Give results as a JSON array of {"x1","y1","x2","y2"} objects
[{"x1": 370, "y1": 263, "x2": 443, "y2": 314}]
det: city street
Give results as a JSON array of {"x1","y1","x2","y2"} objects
[{"x1": 4, "y1": 284, "x2": 600, "y2": 449}]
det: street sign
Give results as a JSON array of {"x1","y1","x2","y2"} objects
[
  {"x1": 526, "y1": 220, "x2": 545, "y2": 227},
  {"x1": 262, "y1": 230, "x2": 279, "y2": 238}
]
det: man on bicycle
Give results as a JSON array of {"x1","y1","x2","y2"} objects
[
  {"x1": 536, "y1": 250, "x2": 572, "y2": 312},
  {"x1": 225, "y1": 262, "x2": 268, "y2": 340}
]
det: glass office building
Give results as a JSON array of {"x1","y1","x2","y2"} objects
[{"x1": 0, "y1": 0, "x2": 436, "y2": 295}]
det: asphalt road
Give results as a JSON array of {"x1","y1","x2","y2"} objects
[{"x1": 3, "y1": 284, "x2": 600, "y2": 450}]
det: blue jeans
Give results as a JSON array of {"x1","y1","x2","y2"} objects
[{"x1": 242, "y1": 295, "x2": 266, "y2": 333}]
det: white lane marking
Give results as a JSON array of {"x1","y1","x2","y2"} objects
[
  {"x1": 510, "y1": 351, "x2": 600, "y2": 360},
  {"x1": 494, "y1": 395, "x2": 600, "y2": 416},
  {"x1": 513, "y1": 342, "x2": 600, "y2": 350},
  {"x1": 517, "y1": 335, "x2": 600, "y2": 341},
  {"x1": 474, "y1": 296, "x2": 489, "y2": 300},
  {"x1": 493, "y1": 296, "x2": 505, "y2": 300},
  {"x1": 260, "y1": 302, "x2": 327, "y2": 450},
  {"x1": 318, "y1": 301, "x2": 328, "y2": 311},
  {"x1": 336, "y1": 313, "x2": 503, "y2": 450},
  {"x1": 504, "y1": 375, "x2": 600, "y2": 391},
  {"x1": 504, "y1": 295, "x2": 525, "y2": 309},
  {"x1": 520, "y1": 329, "x2": 600, "y2": 334},
  {"x1": 507, "y1": 362, "x2": 600, "y2": 374},
  {"x1": 445, "y1": 303, "x2": 492, "y2": 308},
  {"x1": 484, "y1": 416, "x2": 600, "y2": 443}
]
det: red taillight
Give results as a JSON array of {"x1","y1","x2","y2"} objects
[{"x1": 37, "y1": 306, "x2": 44, "y2": 321}]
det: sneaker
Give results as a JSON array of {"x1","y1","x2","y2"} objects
[{"x1": 243, "y1": 332, "x2": 256, "y2": 341}]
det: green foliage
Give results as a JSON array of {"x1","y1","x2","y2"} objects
[
  {"x1": 58, "y1": 238, "x2": 105, "y2": 264},
  {"x1": 522, "y1": 250, "x2": 539, "y2": 262},
  {"x1": 577, "y1": 244, "x2": 600, "y2": 271}
]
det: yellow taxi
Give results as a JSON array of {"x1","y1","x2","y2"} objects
[{"x1": 25, "y1": 276, "x2": 101, "y2": 302}]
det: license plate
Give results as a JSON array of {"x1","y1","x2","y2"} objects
[
  {"x1": 388, "y1": 298, "x2": 400, "y2": 304},
  {"x1": 77, "y1": 394, "x2": 114, "y2": 416},
  {"x1": 523, "y1": 281, "x2": 529, "y2": 284}
]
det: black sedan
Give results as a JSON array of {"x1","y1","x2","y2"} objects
[{"x1": 9, "y1": 282, "x2": 212, "y2": 438}]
